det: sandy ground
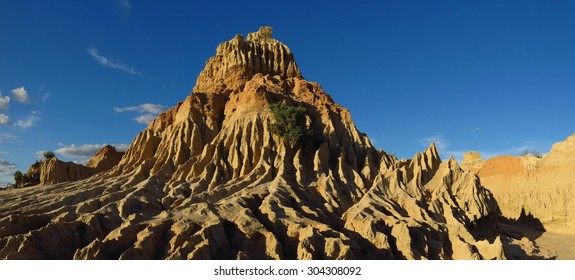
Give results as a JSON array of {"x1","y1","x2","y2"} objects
[
  {"x1": 533, "y1": 231, "x2": 575, "y2": 260},
  {"x1": 500, "y1": 221, "x2": 575, "y2": 260}
]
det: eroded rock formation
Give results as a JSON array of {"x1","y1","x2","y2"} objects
[
  {"x1": 86, "y1": 145, "x2": 125, "y2": 171},
  {"x1": 0, "y1": 27, "x2": 504, "y2": 260},
  {"x1": 39, "y1": 157, "x2": 100, "y2": 185},
  {"x1": 21, "y1": 145, "x2": 125, "y2": 186},
  {"x1": 462, "y1": 134, "x2": 575, "y2": 233}
]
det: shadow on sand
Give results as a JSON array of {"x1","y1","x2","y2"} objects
[{"x1": 498, "y1": 209, "x2": 555, "y2": 259}]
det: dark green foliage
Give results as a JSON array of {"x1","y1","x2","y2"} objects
[
  {"x1": 14, "y1": 171, "x2": 23, "y2": 185},
  {"x1": 268, "y1": 102, "x2": 311, "y2": 148},
  {"x1": 14, "y1": 170, "x2": 37, "y2": 186}
]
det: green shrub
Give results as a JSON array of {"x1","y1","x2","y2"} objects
[
  {"x1": 14, "y1": 171, "x2": 23, "y2": 185},
  {"x1": 269, "y1": 102, "x2": 311, "y2": 148}
]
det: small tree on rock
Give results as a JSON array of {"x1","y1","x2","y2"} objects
[{"x1": 269, "y1": 102, "x2": 311, "y2": 148}]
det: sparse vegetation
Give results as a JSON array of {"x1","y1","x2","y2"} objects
[
  {"x1": 13, "y1": 170, "x2": 38, "y2": 186},
  {"x1": 522, "y1": 149, "x2": 542, "y2": 158},
  {"x1": 43, "y1": 151, "x2": 55, "y2": 159},
  {"x1": 14, "y1": 171, "x2": 23, "y2": 186},
  {"x1": 268, "y1": 102, "x2": 311, "y2": 148}
]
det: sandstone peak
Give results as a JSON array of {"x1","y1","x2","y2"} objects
[
  {"x1": 246, "y1": 26, "x2": 274, "y2": 42},
  {"x1": 86, "y1": 145, "x2": 125, "y2": 171},
  {"x1": 460, "y1": 151, "x2": 483, "y2": 173},
  {"x1": 463, "y1": 151, "x2": 482, "y2": 163},
  {"x1": 194, "y1": 26, "x2": 302, "y2": 94}
]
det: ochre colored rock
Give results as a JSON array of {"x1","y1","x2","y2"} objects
[
  {"x1": 21, "y1": 145, "x2": 125, "y2": 186},
  {"x1": 86, "y1": 145, "x2": 125, "y2": 171},
  {"x1": 470, "y1": 134, "x2": 575, "y2": 233},
  {"x1": 39, "y1": 157, "x2": 99, "y2": 185},
  {"x1": 0, "y1": 27, "x2": 504, "y2": 260}
]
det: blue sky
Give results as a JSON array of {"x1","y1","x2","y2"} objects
[{"x1": 1, "y1": 1, "x2": 574, "y2": 185}]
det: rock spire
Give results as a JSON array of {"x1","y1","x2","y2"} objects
[{"x1": 194, "y1": 26, "x2": 302, "y2": 94}]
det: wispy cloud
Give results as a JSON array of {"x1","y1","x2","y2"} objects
[
  {"x1": 11, "y1": 87, "x2": 30, "y2": 103},
  {"x1": 55, "y1": 143, "x2": 129, "y2": 162},
  {"x1": 87, "y1": 48, "x2": 137, "y2": 75},
  {"x1": 114, "y1": 103, "x2": 166, "y2": 124},
  {"x1": 114, "y1": 103, "x2": 166, "y2": 114},
  {"x1": 13, "y1": 111, "x2": 40, "y2": 129},
  {"x1": 39, "y1": 86, "x2": 52, "y2": 103},
  {"x1": 0, "y1": 134, "x2": 18, "y2": 144},
  {"x1": 118, "y1": 0, "x2": 131, "y2": 10},
  {"x1": 0, "y1": 93, "x2": 9, "y2": 110},
  {"x1": 0, "y1": 114, "x2": 9, "y2": 125}
]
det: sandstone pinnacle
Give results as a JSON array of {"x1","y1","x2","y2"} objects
[{"x1": 194, "y1": 26, "x2": 302, "y2": 94}]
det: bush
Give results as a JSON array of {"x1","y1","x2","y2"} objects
[
  {"x1": 269, "y1": 102, "x2": 311, "y2": 148},
  {"x1": 521, "y1": 149, "x2": 542, "y2": 158},
  {"x1": 43, "y1": 151, "x2": 55, "y2": 159},
  {"x1": 14, "y1": 171, "x2": 23, "y2": 185}
]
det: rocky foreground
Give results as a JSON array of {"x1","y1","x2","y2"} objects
[{"x1": 0, "y1": 27, "x2": 570, "y2": 260}]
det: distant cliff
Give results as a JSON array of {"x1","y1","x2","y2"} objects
[
  {"x1": 24, "y1": 145, "x2": 125, "y2": 186},
  {"x1": 463, "y1": 134, "x2": 575, "y2": 233}
]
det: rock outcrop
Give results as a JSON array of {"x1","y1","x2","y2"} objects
[
  {"x1": 0, "y1": 27, "x2": 504, "y2": 260},
  {"x1": 86, "y1": 145, "x2": 125, "y2": 171},
  {"x1": 462, "y1": 134, "x2": 575, "y2": 233},
  {"x1": 39, "y1": 157, "x2": 99, "y2": 185},
  {"x1": 21, "y1": 145, "x2": 124, "y2": 186}
]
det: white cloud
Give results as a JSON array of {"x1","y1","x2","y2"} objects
[
  {"x1": 87, "y1": 48, "x2": 137, "y2": 75},
  {"x1": 114, "y1": 144, "x2": 130, "y2": 151},
  {"x1": 0, "y1": 114, "x2": 10, "y2": 125},
  {"x1": 133, "y1": 114, "x2": 156, "y2": 124},
  {"x1": 55, "y1": 143, "x2": 129, "y2": 162},
  {"x1": 35, "y1": 150, "x2": 48, "y2": 159},
  {"x1": 114, "y1": 103, "x2": 166, "y2": 114},
  {"x1": 11, "y1": 87, "x2": 30, "y2": 104},
  {"x1": 0, "y1": 160, "x2": 18, "y2": 176},
  {"x1": 0, "y1": 93, "x2": 9, "y2": 110},
  {"x1": 114, "y1": 103, "x2": 166, "y2": 125},
  {"x1": 13, "y1": 111, "x2": 40, "y2": 129}
]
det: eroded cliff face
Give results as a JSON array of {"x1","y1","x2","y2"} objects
[
  {"x1": 463, "y1": 134, "x2": 575, "y2": 233},
  {"x1": 20, "y1": 145, "x2": 125, "y2": 186},
  {"x1": 39, "y1": 158, "x2": 99, "y2": 185},
  {"x1": 0, "y1": 27, "x2": 503, "y2": 260}
]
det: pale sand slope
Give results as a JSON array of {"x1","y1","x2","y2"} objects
[{"x1": 535, "y1": 231, "x2": 575, "y2": 260}]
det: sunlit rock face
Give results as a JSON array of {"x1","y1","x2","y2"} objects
[{"x1": 0, "y1": 27, "x2": 503, "y2": 260}]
